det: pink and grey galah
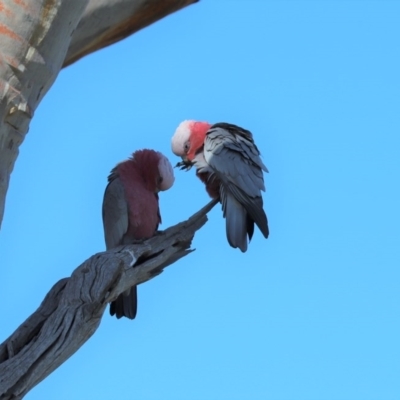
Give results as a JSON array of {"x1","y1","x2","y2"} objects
[
  {"x1": 171, "y1": 121, "x2": 269, "y2": 252},
  {"x1": 102, "y1": 149, "x2": 174, "y2": 319}
]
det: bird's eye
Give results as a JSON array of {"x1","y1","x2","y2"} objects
[{"x1": 184, "y1": 142, "x2": 190, "y2": 152}]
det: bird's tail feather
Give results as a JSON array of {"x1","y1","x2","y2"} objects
[
  {"x1": 227, "y1": 184, "x2": 269, "y2": 239},
  {"x1": 224, "y1": 193, "x2": 248, "y2": 252},
  {"x1": 110, "y1": 286, "x2": 137, "y2": 319}
]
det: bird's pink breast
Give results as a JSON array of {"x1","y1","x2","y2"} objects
[
  {"x1": 118, "y1": 162, "x2": 160, "y2": 240},
  {"x1": 127, "y1": 187, "x2": 159, "y2": 239},
  {"x1": 196, "y1": 171, "x2": 220, "y2": 199}
]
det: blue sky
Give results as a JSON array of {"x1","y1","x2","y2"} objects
[{"x1": 1, "y1": 1, "x2": 399, "y2": 399}]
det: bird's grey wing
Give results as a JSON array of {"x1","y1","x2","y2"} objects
[
  {"x1": 209, "y1": 122, "x2": 268, "y2": 173},
  {"x1": 103, "y1": 172, "x2": 138, "y2": 320},
  {"x1": 102, "y1": 175, "x2": 129, "y2": 249},
  {"x1": 205, "y1": 126, "x2": 267, "y2": 195},
  {"x1": 204, "y1": 126, "x2": 269, "y2": 238}
]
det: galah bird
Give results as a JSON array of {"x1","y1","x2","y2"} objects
[
  {"x1": 102, "y1": 149, "x2": 174, "y2": 319},
  {"x1": 171, "y1": 121, "x2": 269, "y2": 252}
]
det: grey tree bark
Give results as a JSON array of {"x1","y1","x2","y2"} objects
[
  {"x1": 64, "y1": 0, "x2": 198, "y2": 67},
  {"x1": 0, "y1": 0, "x2": 198, "y2": 229},
  {"x1": 0, "y1": 200, "x2": 217, "y2": 399},
  {"x1": 0, "y1": 0, "x2": 89, "y2": 230}
]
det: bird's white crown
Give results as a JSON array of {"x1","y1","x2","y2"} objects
[{"x1": 171, "y1": 120, "x2": 194, "y2": 156}]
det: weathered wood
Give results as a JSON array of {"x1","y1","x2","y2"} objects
[
  {"x1": 64, "y1": 0, "x2": 199, "y2": 67},
  {"x1": 0, "y1": 199, "x2": 217, "y2": 400},
  {"x1": 0, "y1": 0, "x2": 89, "y2": 229}
]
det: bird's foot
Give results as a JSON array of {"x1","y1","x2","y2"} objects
[{"x1": 175, "y1": 161, "x2": 192, "y2": 171}]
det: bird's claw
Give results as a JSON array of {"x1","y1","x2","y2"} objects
[{"x1": 175, "y1": 161, "x2": 192, "y2": 171}]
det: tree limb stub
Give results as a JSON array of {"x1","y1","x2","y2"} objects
[
  {"x1": 63, "y1": 0, "x2": 199, "y2": 68},
  {"x1": 0, "y1": 199, "x2": 217, "y2": 400}
]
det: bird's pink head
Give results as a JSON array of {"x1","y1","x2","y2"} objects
[
  {"x1": 132, "y1": 149, "x2": 174, "y2": 192},
  {"x1": 171, "y1": 120, "x2": 212, "y2": 161}
]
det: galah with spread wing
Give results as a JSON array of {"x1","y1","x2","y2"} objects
[
  {"x1": 171, "y1": 121, "x2": 269, "y2": 252},
  {"x1": 102, "y1": 149, "x2": 174, "y2": 319}
]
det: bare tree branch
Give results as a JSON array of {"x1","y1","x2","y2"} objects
[
  {"x1": 0, "y1": 200, "x2": 217, "y2": 400},
  {"x1": 64, "y1": 0, "x2": 199, "y2": 68}
]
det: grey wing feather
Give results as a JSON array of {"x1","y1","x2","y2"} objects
[
  {"x1": 220, "y1": 184, "x2": 248, "y2": 252},
  {"x1": 102, "y1": 174, "x2": 129, "y2": 250},
  {"x1": 210, "y1": 123, "x2": 268, "y2": 173},
  {"x1": 103, "y1": 171, "x2": 138, "y2": 320},
  {"x1": 204, "y1": 126, "x2": 269, "y2": 239},
  {"x1": 204, "y1": 128, "x2": 267, "y2": 196}
]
